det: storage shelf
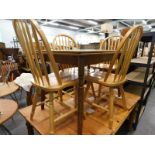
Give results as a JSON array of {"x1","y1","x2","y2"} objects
[
  {"x1": 134, "y1": 67, "x2": 153, "y2": 74},
  {"x1": 127, "y1": 70, "x2": 153, "y2": 85},
  {"x1": 131, "y1": 57, "x2": 155, "y2": 67},
  {"x1": 125, "y1": 85, "x2": 150, "y2": 102},
  {"x1": 127, "y1": 32, "x2": 155, "y2": 129}
]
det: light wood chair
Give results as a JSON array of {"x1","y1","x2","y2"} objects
[
  {"x1": 92, "y1": 36, "x2": 122, "y2": 71},
  {"x1": 13, "y1": 19, "x2": 78, "y2": 134},
  {"x1": 52, "y1": 34, "x2": 78, "y2": 104},
  {"x1": 0, "y1": 60, "x2": 18, "y2": 83},
  {"x1": 95, "y1": 36, "x2": 123, "y2": 97},
  {"x1": 84, "y1": 26, "x2": 143, "y2": 129},
  {"x1": 53, "y1": 34, "x2": 77, "y2": 50},
  {"x1": 52, "y1": 34, "x2": 78, "y2": 70}
]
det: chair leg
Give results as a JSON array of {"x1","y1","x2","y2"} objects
[
  {"x1": 30, "y1": 87, "x2": 39, "y2": 120},
  {"x1": 98, "y1": 84, "x2": 102, "y2": 97},
  {"x1": 58, "y1": 90, "x2": 63, "y2": 103},
  {"x1": 117, "y1": 87, "x2": 121, "y2": 97},
  {"x1": 49, "y1": 92, "x2": 55, "y2": 134},
  {"x1": 90, "y1": 83, "x2": 96, "y2": 99},
  {"x1": 84, "y1": 82, "x2": 91, "y2": 101},
  {"x1": 109, "y1": 88, "x2": 114, "y2": 129},
  {"x1": 119, "y1": 85, "x2": 127, "y2": 109}
]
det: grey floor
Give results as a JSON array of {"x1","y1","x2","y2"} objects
[
  {"x1": 129, "y1": 88, "x2": 155, "y2": 135},
  {"x1": 1, "y1": 87, "x2": 155, "y2": 135}
]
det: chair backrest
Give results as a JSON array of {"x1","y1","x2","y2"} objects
[
  {"x1": 99, "y1": 36, "x2": 122, "y2": 67},
  {"x1": 104, "y1": 26, "x2": 143, "y2": 83},
  {"x1": 52, "y1": 34, "x2": 77, "y2": 50},
  {"x1": 52, "y1": 34, "x2": 77, "y2": 70},
  {"x1": 100, "y1": 36, "x2": 122, "y2": 50},
  {"x1": 0, "y1": 60, "x2": 15, "y2": 83},
  {"x1": 13, "y1": 19, "x2": 62, "y2": 88}
]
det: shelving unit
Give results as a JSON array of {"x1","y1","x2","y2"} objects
[{"x1": 126, "y1": 32, "x2": 155, "y2": 128}]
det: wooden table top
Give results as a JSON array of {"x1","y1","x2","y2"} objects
[
  {"x1": 0, "y1": 82, "x2": 19, "y2": 97},
  {"x1": 0, "y1": 99, "x2": 18, "y2": 124},
  {"x1": 19, "y1": 91, "x2": 140, "y2": 135},
  {"x1": 42, "y1": 49, "x2": 116, "y2": 56}
]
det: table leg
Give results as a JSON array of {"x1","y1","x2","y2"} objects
[
  {"x1": 26, "y1": 87, "x2": 34, "y2": 134},
  {"x1": 26, "y1": 121, "x2": 34, "y2": 135},
  {"x1": 77, "y1": 57, "x2": 85, "y2": 135},
  {"x1": 26, "y1": 87, "x2": 33, "y2": 106}
]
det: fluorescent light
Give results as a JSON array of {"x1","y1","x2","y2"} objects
[
  {"x1": 148, "y1": 25, "x2": 152, "y2": 29},
  {"x1": 114, "y1": 29, "x2": 120, "y2": 33},
  {"x1": 87, "y1": 20, "x2": 98, "y2": 25},
  {"x1": 41, "y1": 22, "x2": 48, "y2": 25},
  {"x1": 87, "y1": 30, "x2": 94, "y2": 33},
  {"x1": 68, "y1": 26, "x2": 79, "y2": 30},
  {"x1": 48, "y1": 22, "x2": 59, "y2": 26},
  {"x1": 99, "y1": 32, "x2": 104, "y2": 35},
  {"x1": 142, "y1": 20, "x2": 147, "y2": 25}
]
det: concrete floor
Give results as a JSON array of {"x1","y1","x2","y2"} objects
[
  {"x1": 130, "y1": 88, "x2": 155, "y2": 135},
  {"x1": 1, "y1": 87, "x2": 155, "y2": 135}
]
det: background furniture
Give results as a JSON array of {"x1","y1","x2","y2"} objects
[
  {"x1": 0, "y1": 82, "x2": 19, "y2": 104},
  {"x1": 126, "y1": 32, "x2": 155, "y2": 128},
  {"x1": 0, "y1": 99, "x2": 18, "y2": 134},
  {"x1": 80, "y1": 43, "x2": 100, "y2": 49},
  {"x1": 0, "y1": 48, "x2": 19, "y2": 61}
]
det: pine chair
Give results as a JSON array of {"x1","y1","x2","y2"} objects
[
  {"x1": 84, "y1": 26, "x2": 143, "y2": 129},
  {"x1": 13, "y1": 19, "x2": 78, "y2": 134},
  {"x1": 0, "y1": 60, "x2": 18, "y2": 83},
  {"x1": 91, "y1": 36, "x2": 122, "y2": 71},
  {"x1": 52, "y1": 34, "x2": 78, "y2": 70},
  {"x1": 52, "y1": 34, "x2": 78, "y2": 104},
  {"x1": 96, "y1": 36, "x2": 123, "y2": 98},
  {"x1": 53, "y1": 34, "x2": 77, "y2": 50}
]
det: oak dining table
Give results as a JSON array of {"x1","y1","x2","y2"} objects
[
  {"x1": 53, "y1": 49, "x2": 115, "y2": 134},
  {"x1": 25, "y1": 49, "x2": 116, "y2": 135}
]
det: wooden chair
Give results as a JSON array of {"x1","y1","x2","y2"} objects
[
  {"x1": 53, "y1": 34, "x2": 77, "y2": 50},
  {"x1": 91, "y1": 36, "x2": 122, "y2": 71},
  {"x1": 84, "y1": 26, "x2": 143, "y2": 129},
  {"x1": 52, "y1": 34, "x2": 78, "y2": 103},
  {"x1": 0, "y1": 60, "x2": 18, "y2": 83},
  {"x1": 13, "y1": 19, "x2": 78, "y2": 134},
  {"x1": 95, "y1": 36, "x2": 123, "y2": 97},
  {"x1": 52, "y1": 34, "x2": 78, "y2": 70}
]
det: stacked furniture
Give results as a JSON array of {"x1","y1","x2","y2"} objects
[
  {"x1": 12, "y1": 19, "x2": 143, "y2": 135},
  {"x1": 126, "y1": 32, "x2": 155, "y2": 128}
]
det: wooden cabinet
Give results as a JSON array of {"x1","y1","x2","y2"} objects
[
  {"x1": 80, "y1": 43, "x2": 100, "y2": 49},
  {"x1": 0, "y1": 48, "x2": 19, "y2": 61}
]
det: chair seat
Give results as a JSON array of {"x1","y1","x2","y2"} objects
[
  {"x1": 86, "y1": 70, "x2": 126, "y2": 87},
  {"x1": 91, "y1": 63, "x2": 117, "y2": 71},
  {"x1": 33, "y1": 68, "x2": 78, "y2": 91}
]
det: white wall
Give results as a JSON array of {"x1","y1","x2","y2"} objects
[
  {"x1": 0, "y1": 19, "x2": 101, "y2": 47},
  {"x1": 41, "y1": 25, "x2": 100, "y2": 44},
  {"x1": 0, "y1": 20, "x2": 16, "y2": 47}
]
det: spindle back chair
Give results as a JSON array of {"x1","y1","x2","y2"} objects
[
  {"x1": 85, "y1": 26, "x2": 143, "y2": 129},
  {"x1": 13, "y1": 19, "x2": 77, "y2": 134}
]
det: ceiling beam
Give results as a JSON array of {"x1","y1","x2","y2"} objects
[{"x1": 119, "y1": 21, "x2": 131, "y2": 27}]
